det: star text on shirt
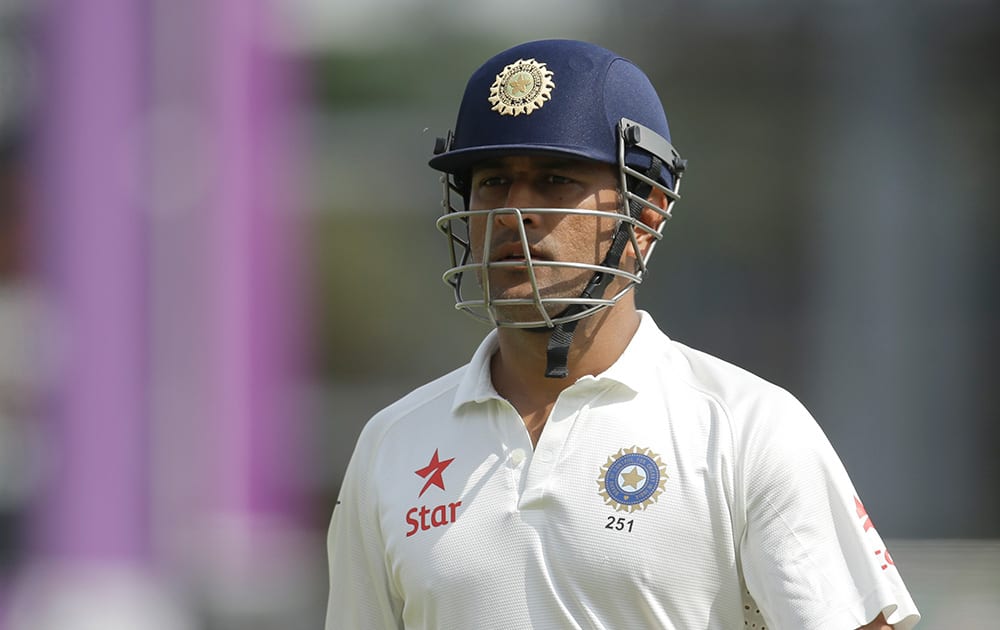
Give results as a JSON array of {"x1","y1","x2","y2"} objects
[{"x1": 406, "y1": 449, "x2": 462, "y2": 538}]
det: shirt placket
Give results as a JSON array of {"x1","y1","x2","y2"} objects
[{"x1": 518, "y1": 386, "x2": 597, "y2": 509}]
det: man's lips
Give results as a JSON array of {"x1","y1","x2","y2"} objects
[{"x1": 489, "y1": 242, "x2": 546, "y2": 263}]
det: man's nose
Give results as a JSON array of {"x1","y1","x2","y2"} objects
[{"x1": 495, "y1": 180, "x2": 542, "y2": 229}]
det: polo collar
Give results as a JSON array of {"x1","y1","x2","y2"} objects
[
  {"x1": 583, "y1": 310, "x2": 662, "y2": 393},
  {"x1": 451, "y1": 311, "x2": 666, "y2": 415},
  {"x1": 452, "y1": 328, "x2": 503, "y2": 413}
]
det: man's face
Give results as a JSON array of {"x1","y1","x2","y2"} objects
[{"x1": 467, "y1": 155, "x2": 623, "y2": 324}]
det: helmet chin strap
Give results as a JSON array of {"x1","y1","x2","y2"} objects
[{"x1": 541, "y1": 159, "x2": 661, "y2": 378}]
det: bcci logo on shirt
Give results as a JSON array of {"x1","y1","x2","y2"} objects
[{"x1": 598, "y1": 446, "x2": 668, "y2": 512}]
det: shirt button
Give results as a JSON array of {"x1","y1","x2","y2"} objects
[
  {"x1": 510, "y1": 449, "x2": 526, "y2": 466},
  {"x1": 537, "y1": 449, "x2": 552, "y2": 463}
]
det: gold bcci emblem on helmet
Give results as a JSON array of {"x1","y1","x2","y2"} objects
[{"x1": 488, "y1": 58, "x2": 555, "y2": 117}]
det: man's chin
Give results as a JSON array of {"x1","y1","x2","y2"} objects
[
  {"x1": 487, "y1": 298, "x2": 571, "y2": 327},
  {"x1": 484, "y1": 276, "x2": 595, "y2": 325}
]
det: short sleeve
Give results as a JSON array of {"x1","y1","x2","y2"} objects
[
  {"x1": 737, "y1": 393, "x2": 920, "y2": 630},
  {"x1": 325, "y1": 425, "x2": 403, "y2": 630}
]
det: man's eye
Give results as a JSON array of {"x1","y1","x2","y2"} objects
[
  {"x1": 547, "y1": 175, "x2": 574, "y2": 185},
  {"x1": 479, "y1": 176, "x2": 506, "y2": 187}
]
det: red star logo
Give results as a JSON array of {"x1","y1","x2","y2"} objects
[{"x1": 415, "y1": 449, "x2": 455, "y2": 497}]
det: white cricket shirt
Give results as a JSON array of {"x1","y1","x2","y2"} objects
[{"x1": 326, "y1": 312, "x2": 919, "y2": 629}]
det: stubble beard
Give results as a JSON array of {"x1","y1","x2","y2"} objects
[{"x1": 481, "y1": 264, "x2": 596, "y2": 326}]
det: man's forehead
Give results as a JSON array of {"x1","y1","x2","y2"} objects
[{"x1": 470, "y1": 154, "x2": 612, "y2": 173}]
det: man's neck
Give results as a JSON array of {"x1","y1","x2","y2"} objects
[{"x1": 490, "y1": 303, "x2": 642, "y2": 434}]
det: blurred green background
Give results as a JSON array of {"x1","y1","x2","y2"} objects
[{"x1": 304, "y1": 2, "x2": 1000, "y2": 538}]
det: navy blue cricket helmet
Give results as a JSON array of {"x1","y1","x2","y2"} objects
[
  {"x1": 430, "y1": 39, "x2": 684, "y2": 190},
  {"x1": 430, "y1": 39, "x2": 687, "y2": 378}
]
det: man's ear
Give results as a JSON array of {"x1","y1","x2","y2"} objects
[{"x1": 628, "y1": 187, "x2": 669, "y2": 259}]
